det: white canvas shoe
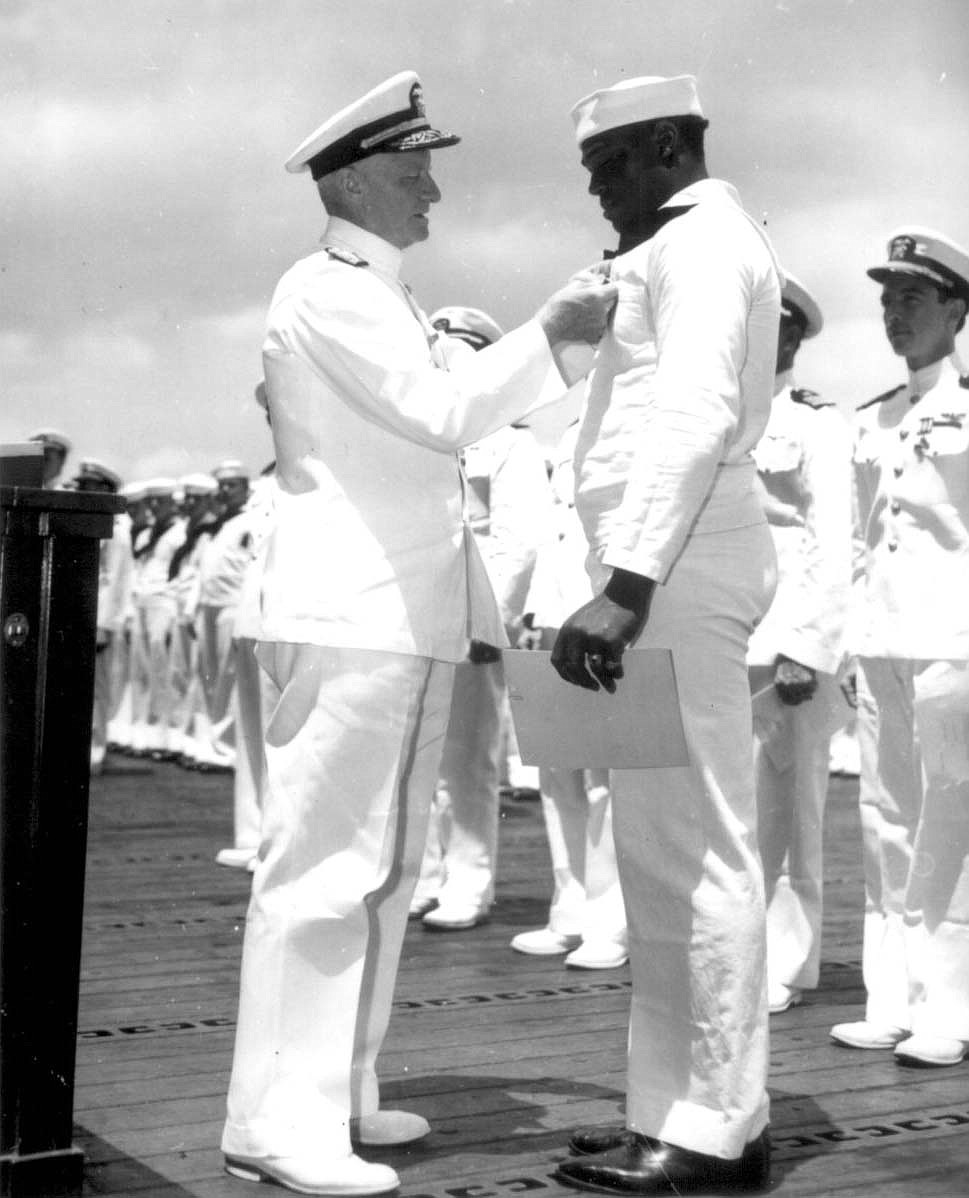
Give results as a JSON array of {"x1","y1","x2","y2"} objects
[
  {"x1": 768, "y1": 983, "x2": 803, "y2": 1014},
  {"x1": 510, "y1": 928, "x2": 582, "y2": 956},
  {"x1": 215, "y1": 847, "x2": 257, "y2": 870},
  {"x1": 564, "y1": 941, "x2": 629, "y2": 970},
  {"x1": 830, "y1": 1020, "x2": 908, "y2": 1049},
  {"x1": 224, "y1": 1151, "x2": 399, "y2": 1195},
  {"x1": 351, "y1": 1109, "x2": 431, "y2": 1145},
  {"x1": 894, "y1": 1034, "x2": 969, "y2": 1067}
]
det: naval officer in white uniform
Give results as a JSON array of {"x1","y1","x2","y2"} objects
[
  {"x1": 831, "y1": 228, "x2": 969, "y2": 1068},
  {"x1": 549, "y1": 75, "x2": 781, "y2": 1195},
  {"x1": 220, "y1": 70, "x2": 617, "y2": 1197},
  {"x1": 748, "y1": 274, "x2": 852, "y2": 1015}
]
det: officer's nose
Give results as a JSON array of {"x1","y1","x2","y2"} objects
[{"x1": 424, "y1": 174, "x2": 441, "y2": 204}]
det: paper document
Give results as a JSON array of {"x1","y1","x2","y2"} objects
[{"x1": 503, "y1": 649, "x2": 689, "y2": 769}]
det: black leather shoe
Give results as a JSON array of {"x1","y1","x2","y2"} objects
[
  {"x1": 569, "y1": 1126, "x2": 639, "y2": 1155},
  {"x1": 554, "y1": 1129, "x2": 770, "y2": 1194}
]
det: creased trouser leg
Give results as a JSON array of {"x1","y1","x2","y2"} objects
[{"x1": 222, "y1": 644, "x2": 453, "y2": 1160}]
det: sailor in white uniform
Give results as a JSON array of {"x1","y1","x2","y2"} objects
[
  {"x1": 220, "y1": 70, "x2": 616, "y2": 1197},
  {"x1": 831, "y1": 227, "x2": 969, "y2": 1069},
  {"x1": 748, "y1": 274, "x2": 852, "y2": 1015},
  {"x1": 73, "y1": 458, "x2": 130, "y2": 774},
  {"x1": 412, "y1": 305, "x2": 553, "y2": 930},
  {"x1": 106, "y1": 482, "x2": 151, "y2": 753},
  {"x1": 510, "y1": 421, "x2": 628, "y2": 969},
  {"x1": 551, "y1": 75, "x2": 781, "y2": 1195},
  {"x1": 129, "y1": 478, "x2": 184, "y2": 758}
]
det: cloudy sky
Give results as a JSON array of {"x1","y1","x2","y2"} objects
[{"x1": 3, "y1": 0, "x2": 968, "y2": 481}]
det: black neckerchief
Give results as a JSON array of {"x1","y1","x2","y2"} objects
[
  {"x1": 133, "y1": 516, "x2": 175, "y2": 560},
  {"x1": 605, "y1": 204, "x2": 696, "y2": 258}
]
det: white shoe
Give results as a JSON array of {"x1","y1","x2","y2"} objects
[
  {"x1": 894, "y1": 1034, "x2": 969, "y2": 1067},
  {"x1": 408, "y1": 895, "x2": 438, "y2": 919},
  {"x1": 510, "y1": 928, "x2": 582, "y2": 956},
  {"x1": 351, "y1": 1109, "x2": 430, "y2": 1145},
  {"x1": 830, "y1": 1020, "x2": 909, "y2": 1049},
  {"x1": 215, "y1": 847, "x2": 257, "y2": 870},
  {"x1": 768, "y1": 983, "x2": 803, "y2": 1014},
  {"x1": 422, "y1": 904, "x2": 488, "y2": 930},
  {"x1": 564, "y1": 941, "x2": 629, "y2": 970},
  {"x1": 224, "y1": 1151, "x2": 399, "y2": 1195}
]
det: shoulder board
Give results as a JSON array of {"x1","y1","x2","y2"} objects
[
  {"x1": 856, "y1": 383, "x2": 905, "y2": 412},
  {"x1": 790, "y1": 387, "x2": 832, "y2": 409},
  {"x1": 324, "y1": 246, "x2": 369, "y2": 268}
]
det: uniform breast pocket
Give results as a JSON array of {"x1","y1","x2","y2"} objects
[{"x1": 917, "y1": 422, "x2": 969, "y2": 507}]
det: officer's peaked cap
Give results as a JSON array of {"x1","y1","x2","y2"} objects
[
  {"x1": 285, "y1": 71, "x2": 460, "y2": 179},
  {"x1": 868, "y1": 227, "x2": 969, "y2": 301},
  {"x1": 429, "y1": 306, "x2": 504, "y2": 350},
  {"x1": 27, "y1": 427, "x2": 72, "y2": 453},
  {"x1": 76, "y1": 458, "x2": 123, "y2": 491},
  {"x1": 780, "y1": 272, "x2": 823, "y2": 339}
]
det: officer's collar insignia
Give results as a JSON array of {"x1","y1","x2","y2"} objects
[
  {"x1": 790, "y1": 387, "x2": 831, "y2": 409},
  {"x1": 856, "y1": 383, "x2": 905, "y2": 412},
  {"x1": 324, "y1": 245, "x2": 369, "y2": 267}
]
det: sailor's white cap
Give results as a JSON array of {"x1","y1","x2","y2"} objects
[{"x1": 571, "y1": 74, "x2": 704, "y2": 147}]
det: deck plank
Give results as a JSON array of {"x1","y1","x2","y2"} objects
[{"x1": 70, "y1": 761, "x2": 969, "y2": 1196}]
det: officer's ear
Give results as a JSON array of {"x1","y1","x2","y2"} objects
[{"x1": 947, "y1": 293, "x2": 967, "y2": 336}]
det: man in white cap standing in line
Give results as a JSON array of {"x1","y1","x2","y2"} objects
[
  {"x1": 411, "y1": 304, "x2": 554, "y2": 930},
  {"x1": 550, "y1": 74, "x2": 781, "y2": 1193},
  {"x1": 220, "y1": 70, "x2": 616, "y2": 1196},
  {"x1": 748, "y1": 273, "x2": 852, "y2": 1017},
  {"x1": 831, "y1": 227, "x2": 969, "y2": 1068}
]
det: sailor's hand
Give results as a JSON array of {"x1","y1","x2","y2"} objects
[{"x1": 551, "y1": 570, "x2": 653, "y2": 693}]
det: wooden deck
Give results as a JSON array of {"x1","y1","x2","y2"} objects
[{"x1": 74, "y1": 759, "x2": 969, "y2": 1197}]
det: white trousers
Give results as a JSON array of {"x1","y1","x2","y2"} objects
[
  {"x1": 197, "y1": 603, "x2": 238, "y2": 765},
  {"x1": 537, "y1": 767, "x2": 626, "y2": 946},
  {"x1": 857, "y1": 656, "x2": 969, "y2": 1038},
  {"x1": 130, "y1": 596, "x2": 178, "y2": 751},
  {"x1": 223, "y1": 644, "x2": 454, "y2": 1160},
  {"x1": 232, "y1": 636, "x2": 273, "y2": 850},
  {"x1": 753, "y1": 670, "x2": 845, "y2": 991},
  {"x1": 415, "y1": 658, "x2": 504, "y2": 911},
  {"x1": 609, "y1": 519, "x2": 775, "y2": 1158},
  {"x1": 90, "y1": 641, "x2": 112, "y2": 768}
]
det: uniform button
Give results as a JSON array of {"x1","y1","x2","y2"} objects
[
  {"x1": 890, "y1": 500, "x2": 901, "y2": 515},
  {"x1": 888, "y1": 541, "x2": 898, "y2": 552},
  {"x1": 899, "y1": 429, "x2": 909, "y2": 440},
  {"x1": 893, "y1": 466, "x2": 903, "y2": 477}
]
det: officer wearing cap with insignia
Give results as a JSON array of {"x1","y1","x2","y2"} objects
[
  {"x1": 27, "y1": 427, "x2": 72, "y2": 488},
  {"x1": 73, "y1": 459, "x2": 131, "y2": 774},
  {"x1": 410, "y1": 306, "x2": 554, "y2": 931},
  {"x1": 549, "y1": 74, "x2": 781, "y2": 1194},
  {"x1": 830, "y1": 227, "x2": 969, "y2": 1069},
  {"x1": 220, "y1": 70, "x2": 616, "y2": 1197},
  {"x1": 747, "y1": 273, "x2": 853, "y2": 1017}
]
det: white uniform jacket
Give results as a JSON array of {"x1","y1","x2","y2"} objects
[
  {"x1": 257, "y1": 217, "x2": 568, "y2": 662},
  {"x1": 852, "y1": 355, "x2": 969, "y2": 660},
  {"x1": 97, "y1": 513, "x2": 134, "y2": 635},
  {"x1": 574, "y1": 179, "x2": 782, "y2": 579},
  {"x1": 131, "y1": 520, "x2": 186, "y2": 602},
  {"x1": 198, "y1": 506, "x2": 261, "y2": 610},
  {"x1": 234, "y1": 473, "x2": 277, "y2": 641},
  {"x1": 748, "y1": 373, "x2": 852, "y2": 674}
]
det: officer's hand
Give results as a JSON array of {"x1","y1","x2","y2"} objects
[
  {"x1": 537, "y1": 275, "x2": 618, "y2": 346},
  {"x1": 774, "y1": 656, "x2": 817, "y2": 705},
  {"x1": 551, "y1": 569, "x2": 653, "y2": 693}
]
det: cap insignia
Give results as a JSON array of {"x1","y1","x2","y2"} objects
[
  {"x1": 409, "y1": 82, "x2": 425, "y2": 118},
  {"x1": 889, "y1": 236, "x2": 917, "y2": 262}
]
